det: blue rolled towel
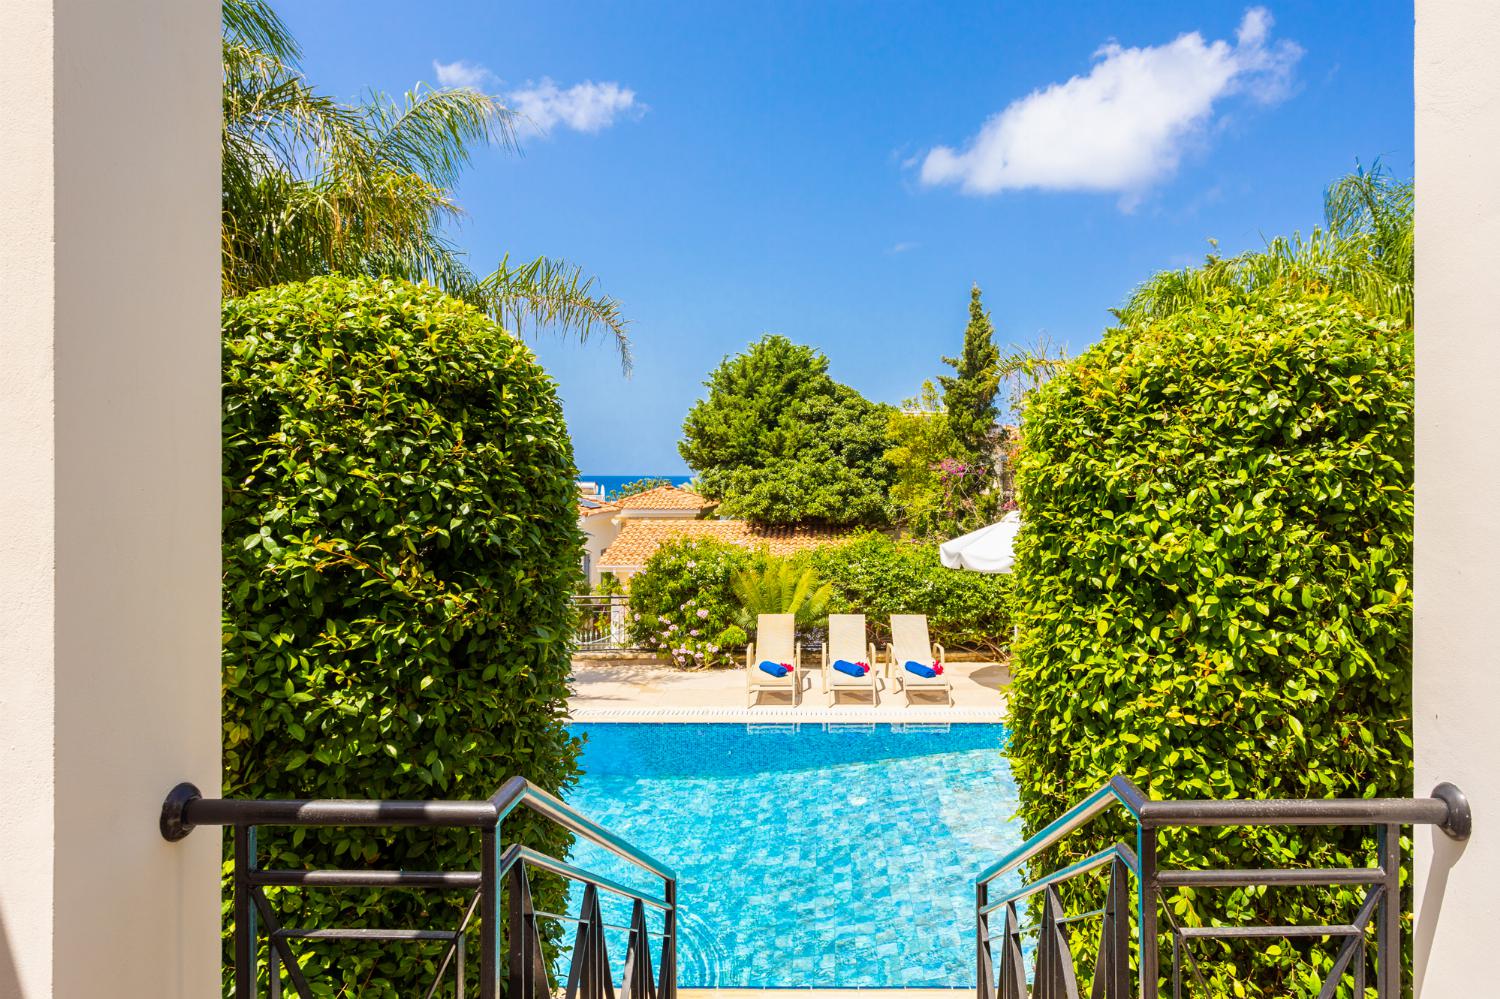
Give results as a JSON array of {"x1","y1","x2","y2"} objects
[
  {"x1": 904, "y1": 661, "x2": 937, "y2": 678},
  {"x1": 758, "y1": 660, "x2": 790, "y2": 677},
  {"x1": 833, "y1": 659, "x2": 867, "y2": 678}
]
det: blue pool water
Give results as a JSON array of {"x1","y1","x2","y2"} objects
[{"x1": 562, "y1": 723, "x2": 1023, "y2": 988}]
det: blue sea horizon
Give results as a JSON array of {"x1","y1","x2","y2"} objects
[{"x1": 578, "y1": 473, "x2": 693, "y2": 498}]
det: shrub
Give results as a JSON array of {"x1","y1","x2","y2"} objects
[
  {"x1": 222, "y1": 276, "x2": 582, "y2": 995},
  {"x1": 1008, "y1": 290, "x2": 1413, "y2": 995},
  {"x1": 716, "y1": 624, "x2": 749, "y2": 650},
  {"x1": 730, "y1": 562, "x2": 833, "y2": 630},
  {"x1": 805, "y1": 533, "x2": 1013, "y2": 656},
  {"x1": 627, "y1": 538, "x2": 758, "y2": 668}
]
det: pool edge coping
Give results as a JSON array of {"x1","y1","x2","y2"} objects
[{"x1": 568, "y1": 706, "x2": 1007, "y2": 724}]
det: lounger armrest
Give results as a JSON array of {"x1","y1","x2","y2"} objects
[
  {"x1": 885, "y1": 642, "x2": 896, "y2": 678},
  {"x1": 795, "y1": 640, "x2": 803, "y2": 687},
  {"x1": 935, "y1": 643, "x2": 946, "y2": 663}
]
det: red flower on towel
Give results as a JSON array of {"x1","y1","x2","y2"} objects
[
  {"x1": 934, "y1": 662, "x2": 945, "y2": 675},
  {"x1": 781, "y1": 662, "x2": 794, "y2": 670},
  {"x1": 856, "y1": 661, "x2": 870, "y2": 673}
]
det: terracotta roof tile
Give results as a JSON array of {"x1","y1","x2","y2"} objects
[
  {"x1": 613, "y1": 485, "x2": 713, "y2": 511},
  {"x1": 577, "y1": 497, "x2": 621, "y2": 518},
  {"x1": 599, "y1": 518, "x2": 856, "y2": 568}
]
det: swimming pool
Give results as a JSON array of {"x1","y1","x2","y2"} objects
[{"x1": 563, "y1": 722, "x2": 1023, "y2": 988}]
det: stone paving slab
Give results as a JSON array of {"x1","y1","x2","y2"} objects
[{"x1": 569, "y1": 660, "x2": 1009, "y2": 723}]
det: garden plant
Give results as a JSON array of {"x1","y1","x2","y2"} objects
[
  {"x1": 1008, "y1": 286, "x2": 1413, "y2": 995},
  {"x1": 222, "y1": 276, "x2": 582, "y2": 994}
]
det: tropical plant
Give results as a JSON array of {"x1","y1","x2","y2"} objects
[
  {"x1": 1116, "y1": 164, "x2": 1413, "y2": 330},
  {"x1": 679, "y1": 334, "x2": 894, "y2": 525},
  {"x1": 1008, "y1": 287, "x2": 1413, "y2": 996},
  {"x1": 626, "y1": 538, "x2": 758, "y2": 668},
  {"x1": 222, "y1": 276, "x2": 582, "y2": 993},
  {"x1": 730, "y1": 561, "x2": 834, "y2": 630},
  {"x1": 221, "y1": 0, "x2": 630, "y2": 367}
]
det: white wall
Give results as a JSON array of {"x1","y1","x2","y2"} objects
[
  {"x1": 1413, "y1": 0, "x2": 1500, "y2": 992},
  {"x1": 580, "y1": 514, "x2": 622, "y2": 587},
  {"x1": 0, "y1": 1, "x2": 222, "y2": 995}
]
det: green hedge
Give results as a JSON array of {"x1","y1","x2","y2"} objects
[
  {"x1": 627, "y1": 538, "x2": 757, "y2": 667},
  {"x1": 627, "y1": 534, "x2": 1014, "y2": 666},
  {"x1": 805, "y1": 533, "x2": 1013, "y2": 656},
  {"x1": 1008, "y1": 290, "x2": 1413, "y2": 995},
  {"x1": 223, "y1": 276, "x2": 582, "y2": 995}
]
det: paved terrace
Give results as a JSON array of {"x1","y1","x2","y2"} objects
[{"x1": 569, "y1": 659, "x2": 1009, "y2": 723}]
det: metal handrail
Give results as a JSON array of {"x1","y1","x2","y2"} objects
[
  {"x1": 973, "y1": 777, "x2": 1472, "y2": 999},
  {"x1": 977, "y1": 775, "x2": 1147, "y2": 886},
  {"x1": 164, "y1": 775, "x2": 676, "y2": 881},
  {"x1": 161, "y1": 777, "x2": 678, "y2": 999}
]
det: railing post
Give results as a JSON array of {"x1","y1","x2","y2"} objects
[
  {"x1": 660, "y1": 878, "x2": 677, "y2": 999},
  {"x1": 480, "y1": 827, "x2": 499, "y2": 998},
  {"x1": 1138, "y1": 825, "x2": 1159, "y2": 999},
  {"x1": 976, "y1": 881, "x2": 993, "y2": 999},
  {"x1": 1376, "y1": 823, "x2": 1400, "y2": 998},
  {"x1": 234, "y1": 825, "x2": 259, "y2": 999}
]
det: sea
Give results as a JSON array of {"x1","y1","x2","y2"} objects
[{"x1": 578, "y1": 473, "x2": 694, "y2": 499}]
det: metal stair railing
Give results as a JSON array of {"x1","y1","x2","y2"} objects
[
  {"x1": 160, "y1": 775, "x2": 676, "y2": 999},
  {"x1": 975, "y1": 778, "x2": 1471, "y2": 999}
]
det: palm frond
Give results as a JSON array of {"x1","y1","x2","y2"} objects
[{"x1": 476, "y1": 256, "x2": 633, "y2": 372}]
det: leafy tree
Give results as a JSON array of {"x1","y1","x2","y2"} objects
[
  {"x1": 221, "y1": 0, "x2": 630, "y2": 367},
  {"x1": 609, "y1": 476, "x2": 677, "y2": 500},
  {"x1": 679, "y1": 335, "x2": 894, "y2": 525},
  {"x1": 883, "y1": 381, "x2": 960, "y2": 537},
  {"x1": 1116, "y1": 163, "x2": 1413, "y2": 330},
  {"x1": 938, "y1": 285, "x2": 1002, "y2": 467}
]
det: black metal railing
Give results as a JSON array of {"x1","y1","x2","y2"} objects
[
  {"x1": 160, "y1": 776, "x2": 676, "y2": 999},
  {"x1": 571, "y1": 594, "x2": 634, "y2": 651},
  {"x1": 975, "y1": 778, "x2": 1471, "y2": 999}
]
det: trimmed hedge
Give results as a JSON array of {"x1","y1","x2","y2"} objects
[
  {"x1": 805, "y1": 533, "x2": 1013, "y2": 656},
  {"x1": 1009, "y1": 290, "x2": 1413, "y2": 995},
  {"x1": 223, "y1": 276, "x2": 582, "y2": 995}
]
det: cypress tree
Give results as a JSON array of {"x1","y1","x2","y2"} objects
[{"x1": 938, "y1": 284, "x2": 1001, "y2": 476}]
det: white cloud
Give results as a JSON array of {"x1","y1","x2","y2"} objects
[
  {"x1": 432, "y1": 62, "x2": 642, "y2": 136},
  {"x1": 432, "y1": 59, "x2": 498, "y2": 91},
  {"x1": 506, "y1": 78, "x2": 641, "y2": 135},
  {"x1": 887, "y1": 241, "x2": 920, "y2": 255},
  {"x1": 919, "y1": 7, "x2": 1302, "y2": 203}
]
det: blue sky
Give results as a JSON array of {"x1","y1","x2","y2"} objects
[{"x1": 281, "y1": 1, "x2": 1413, "y2": 474}]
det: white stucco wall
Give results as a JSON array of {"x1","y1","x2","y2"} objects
[
  {"x1": 580, "y1": 514, "x2": 622, "y2": 587},
  {"x1": 0, "y1": 1, "x2": 221, "y2": 995},
  {"x1": 1412, "y1": 0, "x2": 1500, "y2": 992}
]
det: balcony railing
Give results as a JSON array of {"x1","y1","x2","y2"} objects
[
  {"x1": 571, "y1": 594, "x2": 634, "y2": 652},
  {"x1": 160, "y1": 776, "x2": 676, "y2": 999},
  {"x1": 975, "y1": 777, "x2": 1471, "y2": 999}
]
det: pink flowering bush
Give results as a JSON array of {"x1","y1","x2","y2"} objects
[{"x1": 626, "y1": 538, "x2": 760, "y2": 668}]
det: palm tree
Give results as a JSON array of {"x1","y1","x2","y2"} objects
[
  {"x1": 221, "y1": 0, "x2": 631, "y2": 368},
  {"x1": 1115, "y1": 164, "x2": 1413, "y2": 330}
]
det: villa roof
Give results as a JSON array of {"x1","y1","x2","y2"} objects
[
  {"x1": 614, "y1": 485, "x2": 714, "y2": 512},
  {"x1": 598, "y1": 518, "x2": 856, "y2": 568},
  {"x1": 577, "y1": 497, "x2": 621, "y2": 518}
]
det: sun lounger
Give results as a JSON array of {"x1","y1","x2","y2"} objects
[
  {"x1": 887, "y1": 614, "x2": 951, "y2": 706},
  {"x1": 745, "y1": 613, "x2": 802, "y2": 707},
  {"x1": 821, "y1": 613, "x2": 879, "y2": 707}
]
